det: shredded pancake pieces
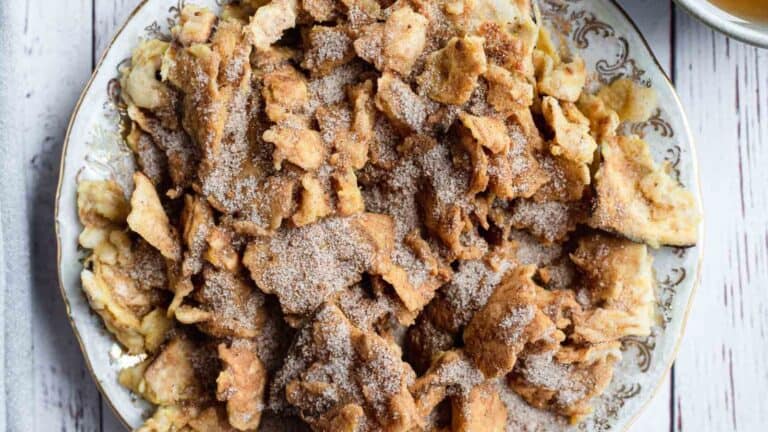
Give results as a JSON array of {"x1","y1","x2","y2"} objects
[{"x1": 76, "y1": 1, "x2": 700, "y2": 430}]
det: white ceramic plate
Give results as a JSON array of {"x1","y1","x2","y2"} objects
[
  {"x1": 674, "y1": 0, "x2": 768, "y2": 48},
  {"x1": 55, "y1": 0, "x2": 704, "y2": 430}
]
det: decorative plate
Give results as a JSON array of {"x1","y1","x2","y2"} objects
[{"x1": 55, "y1": 0, "x2": 704, "y2": 430}]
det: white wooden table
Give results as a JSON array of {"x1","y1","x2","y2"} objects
[{"x1": 0, "y1": 0, "x2": 766, "y2": 430}]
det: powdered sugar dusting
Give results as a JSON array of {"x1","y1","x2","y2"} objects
[
  {"x1": 307, "y1": 62, "x2": 364, "y2": 115},
  {"x1": 499, "y1": 305, "x2": 535, "y2": 344},
  {"x1": 442, "y1": 259, "x2": 512, "y2": 328},
  {"x1": 495, "y1": 379, "x2": 568, "y2": 431},
  {"x1": 269, "y1": 304, "x2": 409, "y2": 430},
  {"x1": 432, "y1": 353, "x2": 485, "y2": 397},
  {"x1": 510, "y1": 200, "x2": 581, "y2": 243},
  {"x1": 515, "y1": 351, "x2": 588, "y2": 407},
  {"x1": 250, "y1": 216, "x2": 376, "y2": 315}
]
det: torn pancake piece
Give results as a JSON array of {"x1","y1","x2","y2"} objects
[
  {"x1": 127, "y1": 172, "x2": 181, "y2": 261},
  {"x1": 591, "y1": 135, "x2": 700, "y2": 247},
  {"x1": 463, "y1": 266, "x2": 563, "y2": 378},
  {"x1": 243, "y1": 213, "x2": 395, "y2": 316},
  {"x1": 509, "y1": 343, "x2": 621, "y2": 423},
  {"x1": 570, "y1": 233, "x2": 656, "y2": 343},
  {"x1": 217, "y1": 339, "x2": 267, "y2": 430},
  {"x1": 269, "y1": 303, "x2": 419, "y2": 431}
]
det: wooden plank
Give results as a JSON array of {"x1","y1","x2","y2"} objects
[
  {"x1": 26, "y1": 0, "x2": 102, "y2": 429},
  {"x1": 0, "y1": 5, "x2": 30, "y2": 431},
  {"x1": 673, "y1": 8, "x2": 768, "y2": 432},
  {"x1": 0, "y1": 0, "x2": 102, "y2": 431},
  {"x1": 94, "y1": 0, "x2": 140, "y2": 61}
]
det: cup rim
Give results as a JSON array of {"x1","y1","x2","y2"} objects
[{"x1": 674, "y1": 0, "x2": 768, "y2": 47}]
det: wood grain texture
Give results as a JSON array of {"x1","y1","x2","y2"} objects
[
  {"x1": 27, "y1": 0, "x2": 103, "y2": 429},
  {"x1": 1, "y1": 0, "x2": 102, "y2": 431},
  {"x1": 1, "y1": 0, "x2": 766, "y2": 430},
  {"x1": 95, "y1": 0, "x2": 141, "y2": 60},
  {"x1": 0, "y1": 5, "x2": 31, "y2": 430},
  {"x1": 673, "y1": 8, "x2": 768, "y2": 432}
]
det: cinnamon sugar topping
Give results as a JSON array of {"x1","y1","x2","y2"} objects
[{"x1": 76, "y1": 1, "x2": 700, "y2": 430}]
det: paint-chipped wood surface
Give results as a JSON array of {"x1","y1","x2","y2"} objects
[{"x1": 0, "y1": 0, "x2": 765, "y2": 430}]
